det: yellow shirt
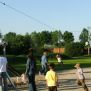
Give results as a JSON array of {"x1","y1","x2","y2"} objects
[{"x1": 45, "y1": 70, "x2": 58, "y2": 86}]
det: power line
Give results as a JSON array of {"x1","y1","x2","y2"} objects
[
  {"x1": 0, "y1": 1, "x2": 55, "y2": 30},
  {"x1": 0, "y1": 1, "x2": 87, "y2": 33}
]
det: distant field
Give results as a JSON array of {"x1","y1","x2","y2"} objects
[{"x1": 7, "y1": 56, "x2": 91, "y2": 74}]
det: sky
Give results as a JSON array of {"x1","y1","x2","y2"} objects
[{"x1": 0, "y1": 0, "x2": 91, "y2": 41}]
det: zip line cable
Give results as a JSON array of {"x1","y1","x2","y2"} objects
[
  {"x1": 0, "y1": 1, "x2": 84, "y2": 33},
  {"x1": 0, "y1": 1, "x2": 55, "y2": 30}
]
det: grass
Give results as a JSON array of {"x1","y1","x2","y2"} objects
[
  {"x1": 45, "y1": 57, "x2": 91, "y2": 71},
  {"x1": 7, "y1": 56, "x2": 91, "y2": 75}
]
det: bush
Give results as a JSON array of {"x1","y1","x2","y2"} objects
[{"x1": 65, "y1": 42, "x2": 84, "y2": 57}]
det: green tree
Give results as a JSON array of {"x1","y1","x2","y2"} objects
[
  {"x1": 65, "y1": 42, "x2": 84, "y2": 57},
  {"x1": 15, "y1": 34, "x2": 25, "y2": 54},
  {"x1": 63, "y1": 31, "x2": 74, "y2": 44},
  {"x1": 51, "y1": 30, "x2": 62, "y2": 45},
  {"x1": 79, "y1": 28, "x2": 88, "y2": 45},
  {"x1": 4, "y1": 32, "x2": 17, "y2": 54},
  {"x1": 4, "y1": 32, "x2": 16, "y2": 43},
  {"x1": 31, "y1": 31, "x2": 41, "y2": 47},
  {"x1": 31, "y1": 31, "x2": 42, "y2": 54},
  {"x1": 4, "y1": 32, "x2": 32, "y2": 54},
  {"x1": 23, "y1": 33, "x2": 32, "y2": 51},
  {"x1": 40, "y1": 31, "x2": 52, "y2": 45}
]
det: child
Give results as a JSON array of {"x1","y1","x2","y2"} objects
[
  {"x1": 56, "y1": 54, "x2": 63, "y2": 65},
  {"x1": 74, "y1": 63, "x2": 89, "y2": 91},
  {"x1": 45, "y1": 63, "x2": 58, "y2": 91}
]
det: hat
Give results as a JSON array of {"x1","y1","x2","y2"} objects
[{"x1": 74, "y1": 63, "x2": 80, "y2": 68}]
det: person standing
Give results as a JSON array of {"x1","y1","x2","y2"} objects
[
  {"x1": 45, "y1": 63, "x2": 58, "y2": 91},
  {"x1": 40, "y1": 51, "x2": 48, "y2": 75},
  {"x1": 74, "y1": 63, "x2": 89, "y2": 91},
  {"x1": 25, "y1": 48, "x2": 37, "y2": 91},
  {"x1": 0, "y1": 56, "x2": 8, "y2": 91}
]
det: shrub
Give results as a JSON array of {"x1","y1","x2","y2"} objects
[{"x1": 65, "y1": 42, "x2": 84, "y2": 57}]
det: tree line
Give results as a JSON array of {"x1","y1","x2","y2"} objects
[{"x1": 0, "y1": 28, "x2": 90, "y2": 57}]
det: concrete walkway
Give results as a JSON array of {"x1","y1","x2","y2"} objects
[{"x1": 10, "y1": 67, "x2": 91, "y2": 91}]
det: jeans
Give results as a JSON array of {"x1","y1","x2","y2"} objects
[
  {"x1": 41, "y1": 63, "x2": 47, "y2": 75},
  {"x1": 28, "y1": 74, "x2": 37, "y2": 91},
  {"x1": 0, "y1": 72, "x2": 8, "y2": 91}
]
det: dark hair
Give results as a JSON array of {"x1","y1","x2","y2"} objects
[
  {"x1": 27, "y1": 48, "x2": 35, "y2": 60},
  {"x1": 49, "y1": 63, "x2": 55, "y2": 69}
]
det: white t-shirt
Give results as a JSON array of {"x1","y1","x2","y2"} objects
[
  {"x1": 76, "y1": 68, "x2": 84, "y2": 79},
  {"x1": 0, "y1": 56, "x2": 7, "y2": 73},
  {"x1": 57, "y1": 57, "x2": 62, "y2": 63}
]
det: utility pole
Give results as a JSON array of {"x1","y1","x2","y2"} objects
[
  {"x1": 58, "y1": 30, "x2": 61, "y2": 54},
  {"x1": 0, "y1": 29, "x2": 2, "y2": 38},
  {"x1": 87, "y1": 27, "x2": 91, "y2": 55}
]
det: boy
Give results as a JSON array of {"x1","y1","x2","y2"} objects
[
  {"x1": 74, "y1": 63, "x2": 89, "y2": 91},
  {"x1": 45, "y1": 63, "x2": 58, "y2": 91},
  {"x1": 41, "y1": 51, "x2": 48, "y2": 75}
]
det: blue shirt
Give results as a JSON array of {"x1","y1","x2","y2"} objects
[{"x1": 41, "y1": 55, "x2": 48, "y2": 65}]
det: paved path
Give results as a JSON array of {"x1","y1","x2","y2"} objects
[{"x1": 10, "y1": 67, "x2": 91, "y2": 91}]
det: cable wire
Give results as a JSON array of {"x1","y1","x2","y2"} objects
[{"x1": 0, "y1": 1, "x2": 55, "y2": 30}]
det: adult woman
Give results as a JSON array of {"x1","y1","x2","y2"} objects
[{"x1": 25, "y1": 48, "x2": 37, "y2": 91}]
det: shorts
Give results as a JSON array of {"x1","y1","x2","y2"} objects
[{"x1": 48, "y1": 86, "x2": 57, "y2": 91}]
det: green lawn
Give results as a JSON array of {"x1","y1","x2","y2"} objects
[{"x1": 7, "y1": 56, "x2": 91, "y2": 75}]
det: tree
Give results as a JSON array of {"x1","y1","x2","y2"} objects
[
  {"x1": 63, "y1": 31, "x2": 74, "y2": 44},
  {"x1": 4, "y1": 32, "x2": 32, "y2": 54},
  {"x1": 4, "y1": 32, "x2": 17, "y2": 54},
  {"x1": 51, "y1": 30, "x2": 62, "y2": 45},
  {"x1": 15, "y1": 34, "x2": 25, "y2": 54},
  {"x1": 31, "y1": 31, "x2": 41, "y2": 47},
  {"x1": 4, "y1": 32, "x2": 16, "y2": 43},
  {"x1": 40, "y1": 31, "x2": 52, "y2": 45},
  {"x1": 65, "y1": 42, "x2": 84, "y2": 57},
  {"x1": 79, "y1": 28, "x2": 88, "y2": 45},
  {"x1": 31, "y1": 31, "x2": 42, "y2": 54},
  {"x1": 23, "y1": 33, "x2": 32, "y2": 51}
]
